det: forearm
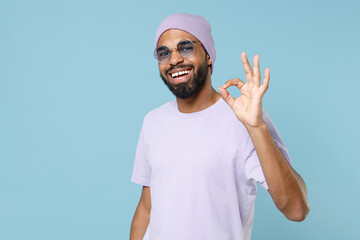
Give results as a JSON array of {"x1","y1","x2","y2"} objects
[
  {"x1": 246, "y1": 122, "x2": 310, "y2": 221},
  {"x1": 130, "y1": 204, "x2": 150, "y2": 240}
]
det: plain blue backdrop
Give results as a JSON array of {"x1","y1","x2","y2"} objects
[{"x1": 1, "y1": 0, "x2": 359, "y2": 239}]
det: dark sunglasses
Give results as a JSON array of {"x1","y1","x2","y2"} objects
[{"x1": 154, "y1": 39, "x2": 198, "y2": 63}]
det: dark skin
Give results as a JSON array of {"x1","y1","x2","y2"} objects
[
  {"x1": 157, "y1": 29, "x2": 221, "y2": 113},
  {"x1": 130, "y1": 186, "x2": 151, "y2": 240},
  {"x1": 130, "y1": 29, "x2": 310, "y2": 240}
]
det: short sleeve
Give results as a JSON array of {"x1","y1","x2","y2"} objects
[
  {"x1": 245, "y1": 109, "x2": 291, "y2": 190},
  {"x1": 131, "y1": 119, "x2": 151, "y2": 187}
]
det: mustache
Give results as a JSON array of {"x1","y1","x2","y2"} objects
[{"x1": 165, "y1": 64, "x2": 194, "y2": 75}]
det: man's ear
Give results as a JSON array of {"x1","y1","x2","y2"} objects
[{"x1": 207, "y1": 54, "x2": 212, "y2": 67}]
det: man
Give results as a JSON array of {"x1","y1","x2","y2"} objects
[{"x1": 130, "y1": 13, "x2": 310, "y2": 240}]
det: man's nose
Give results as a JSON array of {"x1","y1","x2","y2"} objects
[{"x1": 168, "y1": 49, "x2": 184, "y2": 66}]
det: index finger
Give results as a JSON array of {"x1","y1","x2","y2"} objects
[{"x1": 222, "y1": 78, "x2": 245, "y2": 90}]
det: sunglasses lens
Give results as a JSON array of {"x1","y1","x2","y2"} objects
[
  {"x1": 178, "y1": 40, "x2": 194, "y2": 57},
  {"x1": 154, "y1": 40, "x2": 195, "y2": 63},
  {"x1": 156, "y1": 46, "x2": 171, "y2": 63}
]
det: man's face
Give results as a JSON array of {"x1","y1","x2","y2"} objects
[{"x1": 157, "y1": 29, "x2": 212, "y2": 99}]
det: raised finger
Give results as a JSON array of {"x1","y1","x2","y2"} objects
[
  {"x1": 253, "y1": 55, "x2": 261, "y2": 86},
  {"x1": 241, "y1": 52, "x2": 253, "y2": 82},
  {"x1": 259, "y1": 68, "x2": 270, "y2": 96}
]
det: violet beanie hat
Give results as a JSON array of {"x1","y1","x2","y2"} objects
[{"x1": 154, "y1": 13, "x2": 216, "y2": 73}]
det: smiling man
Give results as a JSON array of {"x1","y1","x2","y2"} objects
[
  {"x1": 130, "y1": 13, "x2": 310, "y2": 240},
  {"x1": 158, "y1": 31, "x2": 210, "y2": 100}
]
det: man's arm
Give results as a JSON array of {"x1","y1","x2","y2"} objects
[
  {"x1": 219, "y1": 52, "x2": 310, "y2": 221},
  {"x1": 246, "y1": 123, "x2": 310, "y2": 221},
  {"x1": 130, "y1": 186, "x2": 151, "y2": 240}
]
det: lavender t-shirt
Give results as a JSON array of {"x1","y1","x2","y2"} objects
[{"x1": 131, "y1": 97, "x2": 291, "y2": 240}]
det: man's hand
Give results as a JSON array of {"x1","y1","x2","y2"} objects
[
  {"x1": 219, "y1": 52, "x2": 269, "y2": 128},
  {"x1": 219, "y1": 53, "x2": 310, "y2": 221}
]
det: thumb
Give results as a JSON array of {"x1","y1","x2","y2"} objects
[{"x1": 218, "y1": 86, "x2": 235, "y2": 108}]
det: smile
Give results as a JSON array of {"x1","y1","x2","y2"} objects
[
  {"x1": 171, "y1": 70, "x2": 190, "y2": 78},
  {"x1": 168, "y1": 68, "x2": 193, "y2": 84}
]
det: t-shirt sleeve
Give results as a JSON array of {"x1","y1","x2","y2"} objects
[
  {"x1": 244, "y1": 109, "x2": 291, "y2": 190},
  {"x1": 131, "y1": 119, "x2": 151, "y2": 187}
]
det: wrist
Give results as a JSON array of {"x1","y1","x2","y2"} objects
[{"x1": 244, "y1": 121, "x2": 268, "y2": 134}]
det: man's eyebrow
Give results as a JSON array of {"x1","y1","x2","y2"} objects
[
  {"x1": 178, "y1": 40, "x2": 195, "y2": 45},
  {"x1": 156, "y1": 46, "x2": 168, "y2": 51}
]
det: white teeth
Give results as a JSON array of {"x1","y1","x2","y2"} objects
[{"x1": 171, "y1": 70, "x2": 190, "y2": 78}]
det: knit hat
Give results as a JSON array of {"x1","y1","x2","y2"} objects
[{"x1": 154, "y1": 13, "x2": 216, "y2": 73}]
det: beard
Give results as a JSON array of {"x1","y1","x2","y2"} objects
[{"x1": 160, "y1": 58, "x2": 209, "y2": 99}]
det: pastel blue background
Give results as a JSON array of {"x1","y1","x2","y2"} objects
[{"x1": 1, "y1": 0, "x2": 359, "y2": 239}]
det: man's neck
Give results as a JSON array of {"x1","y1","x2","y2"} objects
[{"x1": 176, "y1": 80, "x2": 221, "y2": 113}]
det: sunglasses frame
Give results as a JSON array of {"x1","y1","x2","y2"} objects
[{"x1": 154, "y1": 39, "x2": 199, "y2": 63}]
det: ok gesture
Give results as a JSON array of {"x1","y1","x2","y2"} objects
[{"x1": 219, "y1": 52, "x2": 270, "y2": 128}]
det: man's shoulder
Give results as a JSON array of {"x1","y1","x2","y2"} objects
[{"x1": 144, "y1": 100, "x2": 176, "y2": 121}]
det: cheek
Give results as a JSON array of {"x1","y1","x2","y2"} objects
[
  {"x1": 190, "y1": 52, "x2": 206, "y2": 68},
  {"x1": 158, "y1": 65, "x2": 167, "y2": 75}
]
